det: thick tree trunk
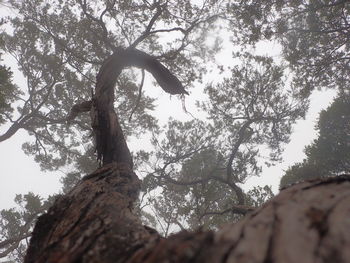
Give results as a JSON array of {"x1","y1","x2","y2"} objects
[
  {"x1": 24, "y1": 48, "x2": 350, "y2": 262},
  {"x1": 24, "y1": 163, "x2": 154, "y2": 263},
  {"x1": 25, "y1": 171, "x2": 350, "y2": 263}
]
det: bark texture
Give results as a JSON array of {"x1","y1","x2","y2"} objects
[
  {"x1": 25, "y1": 172, "x2": 350, "y2": 263},
  {"x1": 129, "y1": 175, "x2": 350, "y2": 263},
  {"x1": 25, "y1": 163, "x2": 159, "y2": 263}
]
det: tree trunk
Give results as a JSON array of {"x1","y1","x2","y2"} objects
[
  {"x1": 24, "y1": 49, "x2": 350, "y2": 262},
  {"x1": 24, "y1": 171, "x2": 350, "y2": 263}
]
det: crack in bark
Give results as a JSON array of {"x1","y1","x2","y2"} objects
[
  {"x1": 312, "y1": 192, "x2": 350, "y2": 262},
  {"x1": 61, "y1": 192, "x2": 104, "y2": 237},
  {"x1": 44, "y1": 195, "x2": 73, "y2": 247},
  {"x1": 263, "y1": 201, "x2": 278, "y2": 263},
  {"x1": 74, "y1": 218, "x2": 107, "y2": 263},
  {"x1": 186, "y1": 231, "x2": 214, "y2": 262},
  {"x1": 220, "y1": 223, "x2": 247, "y2": 262}
]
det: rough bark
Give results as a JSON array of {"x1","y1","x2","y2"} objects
[
  {"x1": 129, "y1": 175, "x2": 350, "y2": 263},
  {"x1": 24, "y1": 163, "x2": 159, "y2": 263},
  {"x1": 25, "y1": 171, "x2": 350, "y2": 263}
]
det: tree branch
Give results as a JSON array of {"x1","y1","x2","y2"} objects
[
  {"x1": 130, "y1": 2, "x2": 165, "y2": 48},
  {"x1": 199, "y1": 205, "x2": 254, "y2": 219},
  {"x1": 77, "y1": 0, "x2": 115, "y2": 50},
  {"x1": 0, "y1": 213, "x2": 38, "y2": 258},
  {"x1": 129, "y1": 69, "x2": 145, "y2": 122},
  {"x1": 226, "y1": 120, "x2": 253, "y2": 205},
  {"x1": 92, "y1": 47, "x2": 188, "y2": 166}
]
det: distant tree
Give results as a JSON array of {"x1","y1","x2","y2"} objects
[
  {"x1": 140, "y1": 54, "x2": 305, "y2": 233},
  {"x1": 227, "y1": 0, "x2": 350, "y2": 97},
  {"x1": 0, "y1": 193, "x2": 54, "y2": 262},
  {"x1": 0, "y1": 55, "x2": 21, "y2": 125},
  {"x1": 280, "y1": 93, "x2": 350, "y2": 188}
]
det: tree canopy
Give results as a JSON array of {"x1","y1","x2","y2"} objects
[
  {"x1": 228, "y1": 0, "x2": 350, "y2": 97},
  {"x1": 280, "y1": 94, "x2": 350, "y2": 188},
  {"x1": 0, "y1": 0, "x2": 349, "y2": 261},
  {"x1": 0, "y1": 53, "x2": 20, "y2": 125}
]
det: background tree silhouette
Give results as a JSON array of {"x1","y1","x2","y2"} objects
[{"x1": 280, "y1": 94, "x2": 350, "y2": 188}]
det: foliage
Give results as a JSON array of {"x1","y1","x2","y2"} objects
[
  {"x1": 246, "y1": 185, "x2": 274, "y2": 208},
  {"x1": 140, "y1": 54, "x2": 305, "y2": 233},
  {"x1": 227, "y1": 0, "x2": 350, "y2": 97},
  {"x1": 0, "y1": 0, "x2": 228, "y2": 174},
  {"x1": 0, "y1": 55, "x2": 21, "y2": 125},
  {"x1": 280, "y1": 93, "x2": 350, "y2": 188},
  {"x1": 0, "y1": 193, "x2": 54, "y2": 262}
]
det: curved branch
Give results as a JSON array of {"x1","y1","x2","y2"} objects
[
  {"x1": 226, "y1": 120, "x2": 253, "y2": 183},
  {"x1": 225, "y1": 120, "x2": 253, "y2": 205},
  {"x1": 130, "y1": 2, "x2": 165, "y2": 48},
  {"x1": 92, "y1": 47, "x2": 188, "y2": 166},
  {"x1": 0, "y1": 100, "x2": 92, "y2": 143},
  {"x1": 77, "y1": 0, "x2": 115, "y2": 50},
  {"x1": 156, "y1": 169, "x2": 245, "y2": 207},
  {"x1": 0, "y1": 213, "x2": 38, "y2": 258},
  {"x1": 0, "y1": 79, "x2": 59, "y2": 142},
  {"x1": 0, "y1": 120, "x2": 26, "y2": 142},
  {"x1": 96, "y1": 47, "x2": 189, "y2": 96}
]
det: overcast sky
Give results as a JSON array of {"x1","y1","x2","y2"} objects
[
  {"x1": 0, "y1": 5, "x2": 338, "y2": 210},
  {"x1": 0, "y1": 83, "x2": 337, "y2": 211}
]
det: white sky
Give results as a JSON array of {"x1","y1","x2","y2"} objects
[{"x1": 0, "y1": 5, "x2": 338, "y2": 210}]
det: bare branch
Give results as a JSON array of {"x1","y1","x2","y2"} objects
[
  {"x1": 199, "y1": 205, "x2": 254, "y2": 219},
  {"x1": 149, "y1": 27, "x2": 187, "y2": 34},
  {"x1": 115, "y1": 17, "x2": 132, "y2": 45},
  {"x1": 25, "y1": 127, "x2": 81, "y2": 158},
  {"x1": 156, "y1": 168, "x2": 245, "y2": 207},
  {"x1": 130, "y1": 2, "x2": 164, "y2": 48},
  {"x1": 129, "y1": 69, "x2": 145, "y2": 122},
  {"x1": 226, "y1": 120, "x2": 253, "y2": 182},
  {"x1": 0, "y1": 79, "x2": 60, "y2": 142},
  {"x1": 77, "y1": 0, "x2": 116, "y2": 50}
]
